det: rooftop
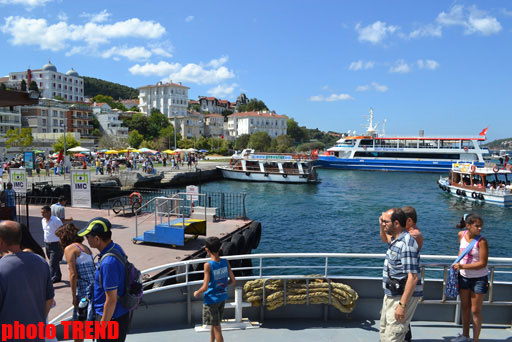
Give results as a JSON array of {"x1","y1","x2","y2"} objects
[{"x1": 229, "y1": 111, "x2": 288, "y2": 119}]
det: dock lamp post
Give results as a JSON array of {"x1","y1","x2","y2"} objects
[{"x1": 173, "y1": 111, "x2": 178, "y2": 150}]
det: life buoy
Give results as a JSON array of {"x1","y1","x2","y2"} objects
[
  {"x1": 362, "y1": 145, "x2": 367, "y2": 150},
  {"x1": 282, "y1": 174, "x2": 288, "y2": 178},
  {"x1": 245, "y1": 172, "x2": 251, "y2": 176},
  {"x1": 129, "y1": 192, "x2": 143, "y2": 205},
  {"x1": 478, "y1": 193, "x2": 484, "y2": 200},
  {"x1": 264, "y1": 173, "x2": 269, "y2": 177},
  {"x1": 464, "y1": 146, "x2": 468, "y2": 152},
  {"x1": 456, "y1": 189, "x2": 461, "y2": 195},
  {"x1": 461, "y1": 190, "x2": 466, "y2": 197},
  {"x1": 493, "y1": 166, "x2": 500, "y2": 173},
  {"x1": 470, "y1": 165, "x2": 476, "y2": 173},
  {"x1": 471, "y1": 192, "x2": 477, "y2": 199},
  {"x1": 507, "y1": 164, "x2": 512, "y2": 171}
]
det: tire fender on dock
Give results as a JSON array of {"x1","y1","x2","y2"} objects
[
  {"x1": 249, "y1": 221, "x2": 262, "y2": 250},
  {"x1": 231, "y1": 233, "x2": 247, "y2": 255}
]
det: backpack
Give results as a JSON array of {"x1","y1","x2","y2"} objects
[{"x1": 98, "y1": 248, "x2": 143, "y2": 311}]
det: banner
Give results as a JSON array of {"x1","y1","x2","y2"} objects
[
  {"x1": 24, "y1": 152, "x2": 35, "y2": 170},
  {"x1": 9, "y1": 169, "x2": 27, "y2": 194},
  {"x1": 71, "y1": 170, "x2": 91, "y2": 208}
]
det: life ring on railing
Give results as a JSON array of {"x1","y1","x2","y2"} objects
[
  {"x1": 362, "y1": 145, "x2": 367, "y2": 150},
  {"x1": 245, "y1": 172, "x2": 251, "y2": 176},
  {"x1": 456, "y1": 189, "x2": 461, "y2": 195},
  {"x1": 478, "y1": 193, "x2": 485, "y2": 200},
  {"x1": 470, "y1": 165, "x2": 476, "y2": 173},
  {"x1": 129, "y1": 192, "x2": 143, "y2": 205},
  {"x1": 507, "y1": 164, "x2": 512, "y2": 171},
  {"x1": 471, "y1": 192, "x2": 477, "y2": 199},
  {"x1": 464, "y1": 146, "x2": 468, "y2": 152},
  {"x1": 282, "y1": 174, "x2": 288, "y2": 178},
  {"x1": 461, "y1": 190, "x2": 466, "y2": 197},
  {"x1": 264, "y1": 173, "x2": 269, "y2": 177},
  {"x1": 493, "y1": 166, "x2": 500, "y2": 173}
]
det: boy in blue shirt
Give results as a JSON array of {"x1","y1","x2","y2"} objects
[{"x1": 194, "y1": 237, "x2": 236, "y2": 342}]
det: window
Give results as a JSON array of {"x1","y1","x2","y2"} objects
[
  {"x1": 64, "y1": 77, "x2": 67, "y2": 81},
  {"x1": 53, "y1": 75, "x2": 55, "y2": 79},
  {"x1": 58, "y1": 76, "x2": 61, "y2": 80},
  {"x1": 58, "y1": 84, "x2": 61, "y2": 89},
  {"x1": 39, "y1": 82, "x2": 43, "y2": 87},
  {"x1": 42, "y1": 119, "x2": 46, "y2": 125},
  {"x1": 52, "y1": 110, "x2": 57, "y2": 117},
  {"x1": 11, "y1": 75, "x2": 16, "y2": 80},
  {"x1": 39, "y1": 74, "x2": 42, "y2": 78},
  {"x1": 53, "y1": 119, "x2": 58, "y2": 125}
]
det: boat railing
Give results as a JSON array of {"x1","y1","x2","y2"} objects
[{"x1": 49, "y1": 253, "x2": 512, "y2": 326}]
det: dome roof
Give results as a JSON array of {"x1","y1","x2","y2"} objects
[
  {"x1": 42, "y1": 61, "x2": 57, "y2": 72},
  {"x1": 66, "y1": 68, "x2": 79, "y2": 77}
]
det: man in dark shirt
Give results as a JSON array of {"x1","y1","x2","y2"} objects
[{"x1": 0, "y1": 220, "x2": 54, "y2": 340}]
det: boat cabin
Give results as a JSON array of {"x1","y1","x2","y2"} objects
[{"x1": 449, "y1": 163, "x2": 512, "y2": 192}]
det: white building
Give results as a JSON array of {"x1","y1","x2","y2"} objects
[
  {"x1": 6, "y1": 61, "x2": 84, "y2": 102},
  {"x1": 0, "y1": 106, "x2": 21, "y2": 135},
  {"x1": 173, "y1": 112, "x2": 204, "y2": 139},
  {"x1": 227, "y1": 111, "x2": 288, "y2": 139},
  {"x1": 204, "y1": 113, "x2": 224, "y2": 138},
  {"x1": 21, "y1": 98, "x2": 67, "y2": 134},
  {"x1": 198, "y1": 96, "x2": 233, "y2": 114},
  {"x1": 138, "y1": 81, "x2": 189, "y2": 118},
  {"x1": 97, "y1": 112, "x2": 128, "y2": 138},
  {"x1": 92, "y1": 102, "x2": 112, "y2": 115}
]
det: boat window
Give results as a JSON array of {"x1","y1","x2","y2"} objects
[
  {"x1": 462, "y1": 174, "x2": 471, "y2": 186},
  {"x1": 246, "y1": 161, "x2": 260, "y2": 170},
  {"x1": 485, "y1": 174, "x2": 496, "y2": 187},
  {"x1": 472, "y1": 174, "x2": 483, "y2": 186},
  {"x1": 496, "y1": 173, "x2": 508, "y2": 184},
  {"x1": 282, "y1": 162, "x2": 297, "y2": 169},
  {"x1": 353, "y1": 152, "x2": 460, "y2": 159},
  {"x1": 440, "y1": 140, "x2": 459, "y2": 149},
  {"x1": 419, "y1": 140, "x2": 439, "y2": 149},
  {"x1": 452, "y1": 172, "x2": 461, "y2": 184},
  {"x1": 360, "y1": 139, "x2": 373, "y2": 146}
]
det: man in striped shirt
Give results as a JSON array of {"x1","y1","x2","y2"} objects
[{"x1": 379, "y1": 207, "x2": 422, "y2": 342}]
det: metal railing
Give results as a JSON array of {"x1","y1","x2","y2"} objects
[{"x1": 49, "y1": 253, "x2": 512, "y2": 326}]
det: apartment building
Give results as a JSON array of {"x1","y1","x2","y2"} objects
[
  {"x1": 204, "y1": 113, "x2": 224, "y2": 138},
  {"x1": 138, "y1": 81, "x2": 189, "y2": 118},
  {"x1": 227, "y1": 111, "x2": 287, "y2": 139},
  {"x1": 6, "y1": 61, "x2": 84, "y2": 102}
]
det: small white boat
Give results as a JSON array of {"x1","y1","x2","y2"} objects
[
  {"x1": 437, "y1": 162, "x2": 512, "y2": 206},
  {"x1": 217, "y1": 149, "x2": 320, "y2": 184}
]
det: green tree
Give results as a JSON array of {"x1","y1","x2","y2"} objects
[
  {"x1": 195, "y1": 136, "x2": 209, "y2": 150},
  {"x1": 5, "y1": 128, "x2": 34, "y2": 149},
  {"x1": 149, "y1": 109, "x2": 170, "y2": 139},
  {"x1": 98, "y1": 135, "x2": 126, "y2": 149},
  {"x1": 91, "y1": 128, "x2": 101, "y2": 137},
  {"x1": 248, "y1": 132, "x2": 272, "y2": 151},
  {"x1": 159, "y1": 126, "x2": 182, "y2": 149},
  {"x1": 53, "y1": 95, "x2": 65, "y2": 101},
  {"x1": 237, "y1": 98, "x2": 268, "y2": 112},
  {"x1": 52, "y1": 133, "x2": 80, "y2": 154},
  {"x1": 83, "y1": 76, "x2": 139, "y2": 99},
  {"x1": 126, "y1": 113, "x2": 150, "y2": 139},
  {"x1": 297, "y1": 141, "x2": 325, "y2": 152},
  {"x1": 287, "y1": 118, "x2": 308, "y2": 144},
  {"x1": 128, "y1": 130, "x2": 144, "y2": 148},
  {"x1": 129, "y1": 106, "x2": 139, "y2": 112},
  {"x1": 275, "y1": 134, "x2": 294, "y2": 152},
  {"x1": 188, "y1": 103, "x2": 200, "y2": 112},
  {"x1": 233, "y1": 134, "x2": 250, "y2": 150},
  {"x1": 91, "y1": 114, "x2": 100, "y2": 130},
  {"x1": 20, "y1": 79, "x2": 27, "y2": 92},
  {"x1": 0, "y1": 83, "x2": 6, "y2": 90},
  {"x1": 29, "y1": 81, "x2": 39, "y2": 92},
  {"x1": 178, "y1": 138, "x2": 194, "y2": 149},
  {"x1": 140, "y1": 139, "x2": 159, "y2": 150}
]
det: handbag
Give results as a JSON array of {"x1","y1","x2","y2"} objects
[{"x1": 445, "y1": 234, "x2": 481, "y2": 298}]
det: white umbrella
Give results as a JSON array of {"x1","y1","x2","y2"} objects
[
  {"x1": 67, "y1": 146, "x2": 90, "y2": 152},
  {"x1": 186, "y1": 148, "x2": 198, "y2": 152},
  {"x1": 174, "y1": 148, "x2": 185, "y2": 152}
]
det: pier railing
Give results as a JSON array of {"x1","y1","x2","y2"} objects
[{"x1": 49, "y1": 253, "x2": 512, "y2": 326}]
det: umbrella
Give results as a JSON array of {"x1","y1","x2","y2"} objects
[
  {"x1": 74, "y1": 153, "x2": 85, "y2": 157},
  {"x1": 140, "y1": 149, "x2": 157, "y2": 154},
  {"x1": 32, "y1": 150, "x2": 44, "y2": 154},
  {"x1": 174, "y1": 148, "x2": 184, "y2": 152},
  {"x1": 68, "y1": 146, "x2": 90, "y2": 152},
  {"x1": 105, "y1": 150, "x2": 118, "y2": 155},
  {"x1": 186, "y1": 148, "x2": 198, "y2": 152},
  {"x1": 97, "y1": 149, "x2": 109, "y2": 153},
  {"x1": 162, "y1": 149, "x2": 175, "y2": 154},
  {"x1": 198, "y1": 149, "x2": 208, "y2": 153}
]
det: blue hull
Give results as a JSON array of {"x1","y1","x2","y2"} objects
[{"x1": 317, "y1": 157, "x2": 485, "y2": 173}]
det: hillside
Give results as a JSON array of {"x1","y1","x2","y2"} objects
[
  {"x1": 83, "y1": 76, "x2": 138, "y2": 99},
  {"x1": 483, "y1": 137, "x2": 512, "y2": 149}
]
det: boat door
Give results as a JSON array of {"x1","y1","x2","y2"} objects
[
  {"x1": 297, "y1": 162, "x2": 304, "y2": 174},
  {"x1": 259, "y1": 162, "x2": 265, "y2": 172},
  {"x1": 277, "y1": 162, "x2": 284, "y2": 173}
]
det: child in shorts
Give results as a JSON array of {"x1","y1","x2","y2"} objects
[{"x1": 194, "y1": 237, "x2": 236, "y2": 342}]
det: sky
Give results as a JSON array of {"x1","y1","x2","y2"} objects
[{"x1": 1, "y1": 0, "x2": 511, "y2": 141}]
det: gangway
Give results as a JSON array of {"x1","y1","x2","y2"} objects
[{"x1": 133, "y1": 193, "x2": 208, "y2": 246}]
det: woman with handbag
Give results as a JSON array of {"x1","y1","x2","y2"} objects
[{"x1": 451, "y1": 214, "x2": 489, "y2": 342}]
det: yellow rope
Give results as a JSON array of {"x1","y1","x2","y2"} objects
[{"x1": 243, "y1": 277, "x2": 359, "y2": 313}]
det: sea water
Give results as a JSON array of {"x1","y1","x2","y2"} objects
[{"x1": 198, "y1": 169, "x2": 512, "y2": 278}]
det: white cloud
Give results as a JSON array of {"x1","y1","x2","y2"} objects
[
  {"x1": 129, "y1": 57, "x2": 236, "y2": 85},
  {"x1": 348, "y1": 60, "x2": 374, "y2": 71},
  {"x1": 436, "y1": 5, "x2": 502, "y2": 36},
  {"x1": 57, "y1": 12, "x2": 68, "y2": 22},
  {"x1": 147, "y1": 41, "x2": 173, "y2": 58},
  {"x1": 1, "y1": 16, "x2": 166, "y2": 51},
  {"x1": 0, "y1": 0, "x2": 50, "y2": 7},
  {"x1": 185, "y1": 16, "x2": 194, "y2": 23},
  {"x1": 208, "y1": 56, "x2": 228, "y2": 68},
  {"x1": 80, "y1": 10, "x2": 111, "y2": 23},
  {"x1": 408, "y1": 24, "x2": 442, "y2": 39},
  {"x1": 309, "y1": 93, "x2": 354, "y2": 102},
  {"x1": 129, "y1": 61, "x2": 181, "y2": 76},
  {"x1": 389, "y1": 60, "x2": 411, "y2": 73},
  {"x1": 102, "y1": 46, "x2": 152, "y2": 61},
  {"x1": 502, "y1": 9, "x2": 512, "y2": 16},
  {"x1": 417, "y1": 59, "x2": 439, "y2": 70},
  {"x1": 207, "y1": 83, "x2": 238, "y2": 98},
  {"x1": 355, "y1": 21, "x2": 398, "y2": 44},
  {"x1": 356, "y1": 82, "x2": 388, "y2": 92}
]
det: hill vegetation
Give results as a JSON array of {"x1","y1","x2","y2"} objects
[
  {"x1": 483, "y1": 137, "x2": 512, "y2": 149},
  {"x1": 83, "y1": 76, "x2": 138, "y2": 99}
]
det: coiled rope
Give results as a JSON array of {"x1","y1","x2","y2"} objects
[{"x1": 243, "y1": 277, "x2": 359, "y2": 313}]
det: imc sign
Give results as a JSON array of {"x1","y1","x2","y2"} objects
[
  {"x1": 71, "y1": 170, "x2": 91, "y2": 208},
  {"x1": 9, "y1": 170, "x2": 27, "y2": 194}
]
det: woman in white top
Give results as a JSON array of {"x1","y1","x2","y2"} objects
[{"x1": 452, "y1": 214, "x2": 489, "y2": 342}]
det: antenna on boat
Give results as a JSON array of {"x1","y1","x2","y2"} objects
[{"x1": 363, "y1": 107, "x2": 379, "y2": 136}]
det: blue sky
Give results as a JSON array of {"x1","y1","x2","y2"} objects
[{"x1": 1, "y1": 0, "x2": 511, "y2": 141}]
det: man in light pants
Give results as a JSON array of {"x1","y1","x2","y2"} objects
[{"x1": 379, "y1": 208, "x2": 422, "y2": 342}]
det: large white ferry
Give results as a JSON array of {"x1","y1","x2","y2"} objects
[{"x1": 317, "y1": 108, "x2": 489, "y2": 172}]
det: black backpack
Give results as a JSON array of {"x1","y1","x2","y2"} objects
[{"x1": 98, "y1": 248, "x2": 143, "y2": 311}]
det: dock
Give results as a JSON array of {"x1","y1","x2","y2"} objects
[{"x1": 24, "y1": 205, "x2": 251, "y2": 321}]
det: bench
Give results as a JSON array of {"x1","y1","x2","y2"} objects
[{"x1": 190, "y1": 206, "x2": 217, "y2": 222}]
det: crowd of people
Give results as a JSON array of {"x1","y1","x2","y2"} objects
[{"x1": 0, "y1": 203, "x2": 491, "y2": 342}]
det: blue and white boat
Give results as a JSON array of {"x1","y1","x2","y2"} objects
[{"x1": 317, "y1": 108, "x2": 489, "y2": 172}]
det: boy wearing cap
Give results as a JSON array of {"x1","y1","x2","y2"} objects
[{"x1": 78, "y1": 217, "x2": 130, "y2": 342}]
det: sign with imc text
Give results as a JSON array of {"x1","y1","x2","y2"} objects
[
  {"x1": 185, "y1": 185, "x2": 199, "y2": 201},
  {"x1": 9, "y1": 169, "x2": 27, "y2": 194},
  {"x1": 71, "y1": 170, "x2": 91, "y2": 208}
]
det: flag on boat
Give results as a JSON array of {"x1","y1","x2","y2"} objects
[{"x1": 479, "y1": 127, "x2": 489, "y2": 136}]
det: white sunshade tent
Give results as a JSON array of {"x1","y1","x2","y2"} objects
[
  {"x1": 186, "y1": 148, "x2": 198, "y2": 152},
  {"x1": 67, "y1": 146, "x2": 90, "y2": 152}
]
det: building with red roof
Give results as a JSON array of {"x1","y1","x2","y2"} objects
[
  {"x1": 138, "y1": 81, "x2": 189, "y2": 118},
  {"x1": 226, "y1": 111, "x2": 288, "y2": 140}
]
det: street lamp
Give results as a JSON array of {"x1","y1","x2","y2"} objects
[{"x1": 173, "y1": 111, "x2": 177, "y2": 150}]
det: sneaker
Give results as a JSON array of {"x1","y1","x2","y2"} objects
[{"x1": 451, "y1": 334, "x2": 470, "y2": 342}]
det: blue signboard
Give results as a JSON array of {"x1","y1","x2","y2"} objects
[{"x1": 24, "y1": 151, "x2": 35, "y2": 169}]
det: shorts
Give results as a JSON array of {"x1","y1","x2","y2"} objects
[
  {"x1": 202, "y1": 301, "x2": 225, "y2": 326},
  {"x1": 459, "y1": 275, "x2": 489, "y2": 294}
]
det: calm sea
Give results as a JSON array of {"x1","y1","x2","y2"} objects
[{"x1": 199, "y1": 169, "x2": 512, "y2": 258}]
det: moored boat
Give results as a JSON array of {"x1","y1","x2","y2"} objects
[
  {"x1": 317, "y1": 108, "x2": 489, "y2": 172},
  {"x1": 217, "y1": 149, "x2": 320, "y2": 184},
  {"x1": 437, "y1": 162, "x2": 512, "y2": 206}
]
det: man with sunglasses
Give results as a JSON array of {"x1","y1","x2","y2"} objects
[
  {"x1": 78, "y1": 217, "x2": 130, "y2": 342},
  {"x1": 378, "y1": 208, "x2": 422, "y2": 342}
]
